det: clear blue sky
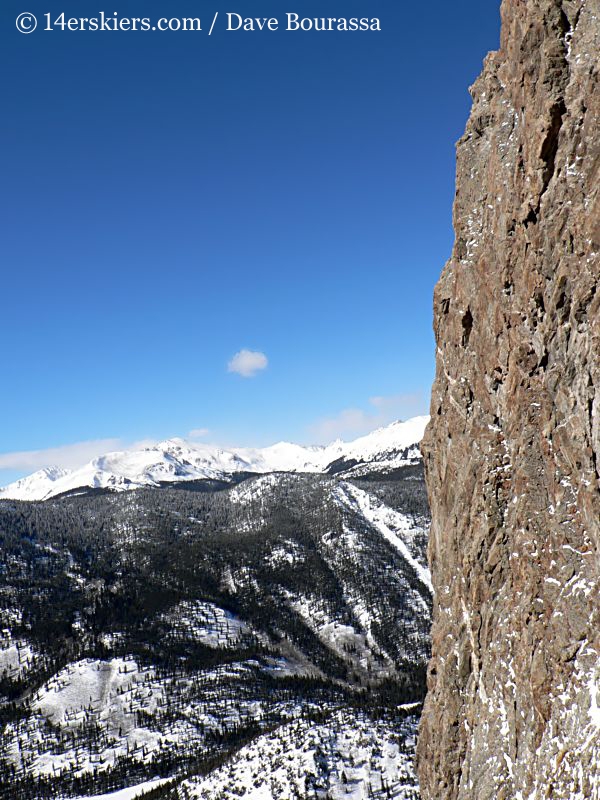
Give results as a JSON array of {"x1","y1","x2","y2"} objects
[{"x1": 0, "y1": 0, "x2": 501, "y2": 484}]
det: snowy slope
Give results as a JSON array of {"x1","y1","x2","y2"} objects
[
  {"x1": 177, "y1": 709, "x2": 420, "y2": 800},
  {"x1": 71, "y1": 778, "x2": 173, "y2": 800},
  {"x1": 0, "y1": 416, "x2": 429, "y2": 502},
  {"x1": 335, "y1": 482, "x2": 433, "y2": 595},
  {"x1": 0, "y1": 466, "x2": 71, "y2": 501}
]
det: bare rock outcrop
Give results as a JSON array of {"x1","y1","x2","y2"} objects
[{"x1": 417, "y1": 1, "x2": 600, "y2": 798}]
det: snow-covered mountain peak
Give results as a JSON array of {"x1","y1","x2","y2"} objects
[
  {"x1": 0, "y1": 416, "x2": 430, "y2": 502},
  {"x1": 153, "y1": 437, "x2": 193, "y2": 453},
  {"x1": 0, "y1": 466, "x2": 72, "y2": 502}
]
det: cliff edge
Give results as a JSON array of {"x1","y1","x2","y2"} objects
[{"x1": 417, "y1": 1, "x2": 600, "y2": 798}]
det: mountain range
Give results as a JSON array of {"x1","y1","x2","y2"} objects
[{"x1": 0, "y1": 416, "x2": 429, "y2": 502}]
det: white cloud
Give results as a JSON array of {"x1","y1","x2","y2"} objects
[
  {"x1": 188, "y1": 428, "x2": 209, "y2": 439},
  {"x1": 0, "y1": 439, "x2": 123, "y2": 472},
  {"x1": 0, "y1": 438, "x2": 156, "y2": 473},
  {"x1": 227, "y1": 349, "x2": 268, "y2": 378},
  {"x1": 308, "y1": 393, "x2": 426, "y2": 443}
]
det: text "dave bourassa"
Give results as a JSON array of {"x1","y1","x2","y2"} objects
[{"x1": 226, "y1": 14, "x2": 381, "y2": 32}]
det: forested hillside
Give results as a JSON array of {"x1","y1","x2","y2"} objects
[{"x1": 0, "y1": 464, "x2": 430, "y2": 799}]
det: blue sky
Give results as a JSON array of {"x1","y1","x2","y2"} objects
[{"x1": 0, "y1": 0, "x2": 500, "y2": 484}]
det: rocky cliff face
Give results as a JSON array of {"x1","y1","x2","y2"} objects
[{"x1": 417, "y1": 1, "x2": 600, "y2": 798}]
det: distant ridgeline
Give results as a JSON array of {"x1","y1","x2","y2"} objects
[{"x1": 0, "y1": 417, "x2": 429, "y2": 502}]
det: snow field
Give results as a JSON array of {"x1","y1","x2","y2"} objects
[
  {"x1": 0, "y1": 636, "x2": 37, "y2": 681},
  {"x1": 177, "y1": 709, "x2": 420, "y2": 800},
  {"x1": 159, "y1": 600, "x2": 254, "y2": 649}
]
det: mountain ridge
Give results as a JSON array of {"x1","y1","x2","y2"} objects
[{"x1": 0, "y1": 416, "x2": 429, "y2": 502}]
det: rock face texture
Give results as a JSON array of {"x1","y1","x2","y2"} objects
[{"x1": 417, "y1": 1, "x2": 600, "y2": 799}]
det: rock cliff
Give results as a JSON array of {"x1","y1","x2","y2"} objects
[{"x1": 417, "y1": 1, "x2": 600, "y2": 798}]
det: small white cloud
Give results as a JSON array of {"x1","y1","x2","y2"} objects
[
  {"x1": 188, "y1": 428, "x2": 209, "y2": 439},
  {"x1": 308, "y1": 393, "x2": 426, "y2": 443},
  {"x1": 227, "y1": 349, "x2": 268, "y2": 378}
]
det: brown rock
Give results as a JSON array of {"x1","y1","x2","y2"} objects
[{"x1": 417, "y1": 0, "x2": 600, "y2": 798}]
